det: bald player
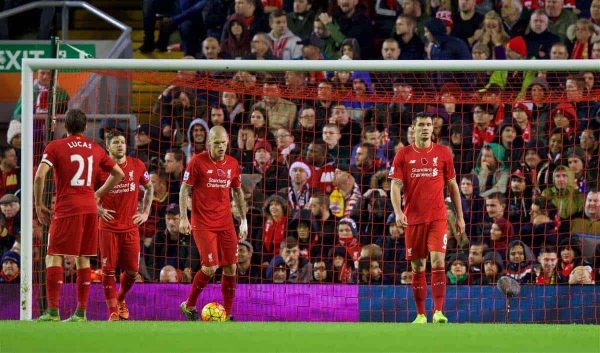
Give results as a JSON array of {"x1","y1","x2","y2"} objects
[{"x1": 179, "y1": 126, "x2": 248, "y2": 321}]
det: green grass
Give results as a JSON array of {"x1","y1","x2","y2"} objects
[{"x1": 0, "y1": 321, "x2": 598, "y2": 353}]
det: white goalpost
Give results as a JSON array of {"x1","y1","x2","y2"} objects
[{"x1": 19, "y1": 58, "x2": 600, "y2": 320}]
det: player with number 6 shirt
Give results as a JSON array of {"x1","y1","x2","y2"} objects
[{"x1": 389, "y1": 112, "x2": 465, "y2": 324}]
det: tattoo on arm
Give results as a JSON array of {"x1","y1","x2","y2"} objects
[
  {"x1": 142, "y1": 183, "x2": 154, "y2": 214},
  {"x1": 179, "y1": 184, "x2": 191, "y2": 218},
  {"x1": 232, "y1": 187, "x2": 247, "y2": 220}
]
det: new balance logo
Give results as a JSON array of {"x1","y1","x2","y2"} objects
[{"x1": 409, "y1": 160, "x2": 416, "y2": 164}]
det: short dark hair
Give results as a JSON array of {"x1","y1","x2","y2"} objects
[
  {"x1": 0, "y1": 145, "x2": 15, "y2": 159},
  {"x1": 166, "y1": 149, "x2": 184, "y2": 162},
  {"x1": 283, "y1": 236, "x2": 298, "y2": 249},
  {"x1": 64, "y1": 109, "x2": 87, "y2": 134},
  {"x1": 412, "y1": 112, "x2": 433, "y2": 125},
  {"x1": 309, "y1": 190, "x2": 330, "y2": 208},
  {"x1": 538, "y1": 245, "x2": 558, "y2": 256},
  {"x1": 149, "y1": 170, "x2": 168, "y2": 185},
  {"x1": 531, "y1": 196, "x2": 555, "y2": 216},
  {"x1": 358, "y1": 258, "x2": 372, "y2": 273},
  {"x1": 363, "y1": 124, "x2": 380, "y2": 135},
  {"x1": 357, "y1": 142, "x2": 375, "y2": 160},
  {"x1": 485, "y1": 192, "x2": 506, "y2": 205},
  {"x1": 269, "y1": 9, "x2": 287, "y2": 22}
]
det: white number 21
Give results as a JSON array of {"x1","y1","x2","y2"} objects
[{"x1": 70, "y1": 154, "x2": 93, "y2": 186}]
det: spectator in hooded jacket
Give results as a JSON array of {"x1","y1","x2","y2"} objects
[
  {"x1": 221, "y1": 0, "x2": 270, "y2": 45},
  {"x1": 183, "y1": 118, "x2": 209, "y2": 163},
  {"x1": 504, "y1": 239, "x2": 536, "y2": 283},
  {"x1": 446, "y1": 252, "x2": 469, "y2": 285},
  {"x1": 482, "y1": 251, "x2": 503, "y2": 284},
  {"x1": 220, "y1": 14, "x2": 252, "y2": 59}
]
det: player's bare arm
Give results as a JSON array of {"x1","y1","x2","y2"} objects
[
  {"x1": 447, "y1": 178, "x2": 466, "y2": 235},
  {"x1": 390, "y1": 179, "x2": 408, "y2": 227},
  {"x1": 33, "y1": 162, "x2": 52, "y2": 225},
  {"x1": 179, "y1": 183, "x2": 192, "y2": 234},
  {"x1": 95, "y1": 164, "x2": 125, "y2": 200},
  {"x1": 132, "y1": 182, "x2": 154, "y2": 225},
  {"x1": 231, "y1": 186, "x2": 248, "y2": 241}
]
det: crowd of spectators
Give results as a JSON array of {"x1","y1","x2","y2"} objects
[{"x1": 1, "y1": 0, "x2": 600, "y2": 286}]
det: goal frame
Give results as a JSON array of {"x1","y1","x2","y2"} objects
[{"x1": 20, "y1": 57, "x2": 600, "y2": 320}]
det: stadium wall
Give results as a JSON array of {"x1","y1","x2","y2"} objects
[{"x1": 1, "y1": 285, "x2": 598, "y2": 323}]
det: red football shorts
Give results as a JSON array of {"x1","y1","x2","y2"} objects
[
  {"x1": 99, "y1": 229, "x2": 140, "y2": 272},
  {"x1": 405, "y1": 219, "x2": 448, "y2": 260},
  {"x1": 192, "y1": 227, "x2": 238, "y2": 267},
  {"x1": 48, "y1": 213, "x2": 99, "y2": 256}
]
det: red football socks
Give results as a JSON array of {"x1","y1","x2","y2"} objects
[
  {"x1": 221, "y1": 274, "x2": 237, "y2": 316},
  {"x1": 46, "y1": 266, "x2": 64, "y2": 310},
  {"x1": 412, "y1": 271, "x2": 427, "y2": 315},
  {"x1": 76, "y1": 268, "x2": 92, "y2": 311},
  {"x1": 102, "y1": 270, "x2": 118, "y2": 314},
  {"x1": 186, "y1": 271, "x2": 212, "y2": 309},
  {"x1": 117, "y1": 272, "x2": 137, "y2": 303},
  {"x1": 431, "y1": 267, "x2": 446, "y2": 312}
]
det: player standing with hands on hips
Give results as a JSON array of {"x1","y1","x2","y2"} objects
[
  {"x1": 34, "y1": 109, "x2": 124, "y2": 321},
  {"x1": 179, "y1": 125, "x2": 248, "y2": 321},
  {"x1": 389, "y1": 112, "x2": 465, "y2": 324},
  {"x1": 97, "y1": 130, "x2": 154, "y2": 321}
]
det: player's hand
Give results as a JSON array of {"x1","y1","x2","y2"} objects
[
  {"x1": 395, "y1": 212, "x2": 408, "y2": 228},
  {"x1": 239, "y1": 219, "x2": 248, "y2": 241},
  {"x1": 99, "y1": 207, "x2": 116, "y2": 222},
  {"x1": 456, "y1": 217, "x2": 466, "y2": 236},
  {"x1": 35, "y1": 204, "x2": 52, "y2": 225},
  {"x1": 180, "y1": 217, "x2": 191, "y2": 235},
  {"x1": 132, "y1": 212, "x2": 149, "y2": 225}
]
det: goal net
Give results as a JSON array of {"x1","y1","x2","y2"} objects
[{"x1": 15, "y1": 58, "x2": 600, "y2": 322}]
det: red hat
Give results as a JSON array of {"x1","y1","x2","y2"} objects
[
  {"x1": 253, "y1": 140, "x2": 272, "y2": 154},
  {"x1": 512, "y1": 101, "x2": 532, "y2": 119},
  {"x1": 436, "y1": 10, "x2": 453, "y2": 28},
  {"x1": 511, "y1": 168, "x2": 526, "y2": 179},
  {"x1": 507, "y1": 36, "x2": 527, "y2": 58},
  {"x1": 551, "y1": 102, "x2": 577, "y2": 121}
]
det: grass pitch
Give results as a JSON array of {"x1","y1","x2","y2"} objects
[{"x1": 0, "y1": 321, "x2": 598, "y2": 353}]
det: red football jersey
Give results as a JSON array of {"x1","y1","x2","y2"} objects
[
  {"x1": 183, "y1": 151, "x2": 241, "y2": 231},
  {"x1": 97, "y1": 156, "x2": 150, "y2": 232},
  {"x1": 388, "y1": 143, "x2": 455, "y2": 225},
  {"x1": 42, "y1": 135, "x2": 116, "y2": 218}
]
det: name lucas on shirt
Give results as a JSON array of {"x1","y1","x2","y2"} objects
[{"x1": 67, "y1": 141, "x2": 92, "y2": 149}]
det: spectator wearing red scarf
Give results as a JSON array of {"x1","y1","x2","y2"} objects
[{"x1": 259, "y1": 195, "x2": 288, "y2": 266}]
